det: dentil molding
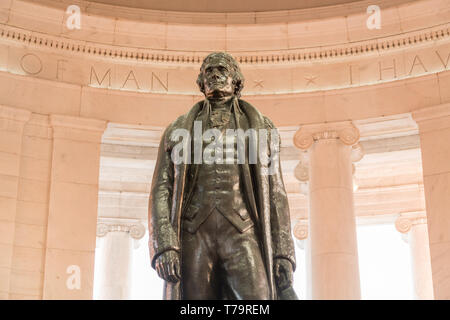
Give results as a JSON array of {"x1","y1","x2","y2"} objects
[{"x1": 1, "y1": 22, "x2": 449, "y2": 65}]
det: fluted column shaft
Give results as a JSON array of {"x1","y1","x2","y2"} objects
[
  {"x1": 95, "y1": 219, "x2": 145, "y2": 300},
  {"x1": 396, "y1": 216, "x2": 434, "y2": 299},
  {"x1": 294, "y1": 122, "x2": 361, "y2": 300},
  {"x1": 413, "y1": 103, "x2": 450, "y2": 299}
]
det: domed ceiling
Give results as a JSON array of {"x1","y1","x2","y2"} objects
[{"x1": 88, "y1": 0, "x2": 385, "y2": 12}]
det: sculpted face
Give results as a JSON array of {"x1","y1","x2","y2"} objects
[{"x1": 202, "y1": 59, "x2": 235, "y2": 99}]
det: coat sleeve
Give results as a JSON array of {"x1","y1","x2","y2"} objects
[
  {"x1": 148, "y1": 125, "x2": 180, "y2": 269},
  {"x1": 264, "y1": 117, "x2": 297, "y2": 271}
]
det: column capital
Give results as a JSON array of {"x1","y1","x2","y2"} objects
[
  {"x1": 96, "y1": 218, "x2": 146, "y2": 240},
  {"x1": 294, "y1": 121, "x2": 360, "y2": 150},
  {"x1": 395, "y1": 214, "x2": 428, "y2": 234},
  {"x1": 50, "y1": 114, "x2": 107, "y2": 132},
  {"x1": 412, "y1": 103, "x2": 450, "y2": 123},
  {"x1": 293, "y1": 219, "x2": 308, "y2": 240},
  {"x1": 50, "y1": 114, "x2": 107, "y2": 142},
  {"x1": 294, "y1": 160, "x2": 309, "y2": 182}
]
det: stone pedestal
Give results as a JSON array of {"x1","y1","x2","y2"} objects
[
  {"x1": 95, "y1": 219, "x2": 145, "y2": 300},
  {"x1": 412, "y1": 103, "x2": 450, "y2": 300},
  {"x1": 294, "y1": 122, "x2": 361, "y2": 300}
]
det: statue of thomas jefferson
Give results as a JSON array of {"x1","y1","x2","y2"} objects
[{"x1": 148, "y1": 52, "x2": 296, "y2": 300}]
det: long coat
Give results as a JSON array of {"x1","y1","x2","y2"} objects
[{"x1": 148, "y1": 98, "x2": 296, "y2": 300}]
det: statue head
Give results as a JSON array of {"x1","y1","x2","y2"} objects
[{"x1": 197, "y1": 52, "x2": 245, "y2": 99}]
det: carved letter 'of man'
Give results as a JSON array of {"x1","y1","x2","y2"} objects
[{"x1": 149, "y1": 52, "x2": 297, "y2": 300}]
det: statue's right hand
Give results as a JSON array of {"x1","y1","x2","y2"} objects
[{"x1": 155, "y1": 250, "x2": 181, "y2": 283}]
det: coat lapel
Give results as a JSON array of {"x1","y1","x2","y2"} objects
[
  {"x1": 237, "y1": 99, "x2": 276, "y2": 299},
  {"x1": 166, "y1": 101, "x2": 203, "y2": 300},
  {"x1": 232, "y1": 99, "x2": 259, "y2": 224}
]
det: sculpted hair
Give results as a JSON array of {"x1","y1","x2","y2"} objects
[{"x1": 197, "y1": 52, "x2": 245, "y2": 98}]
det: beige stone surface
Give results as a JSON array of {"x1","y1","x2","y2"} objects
[
  {"x1": 413, "y1": 103, "x2": 450, "y2": 299},
  {"x1": 15, "y1": 201, "x2": 48, "y2": 226},
  {"x1": 438, "y1": 71, "x2": 450, "y2": 104},
  {"x1": 0, "y1": 197, "x2": 16, "y2": 222},
  {"x1": 397, "y1": 0, "x2": 450, "y2": 32},
  {"x1": 310, "y1": 188, "x2": 356, "y2": 255},
  {"x1": 0, "y1": 0, "x2": 12, "y2": 24},
  {"x1": 0, "y1": 267, "x2": 10, "y2": 293},
  {"x1": 51, "y1": 139, "x2": 101, "y2": 185},
  {"x1": 11, "y1": 246, "x2": 45, "y2": 272},
  {"x1": 167, "y1": 24, "x2": 226, "y2": 51},
  {"x1": 13, "y1": 223, "x2": 46, "y2": 249},
  {"x1": 114, "y1": 20, "x2": 167, "y2": 48},
  {"x1": 8, "y1": 0, "x2": 63, "y2": 36},
  {"x1": 37, "y1": 114, "x2": 106, "y2": 299},
  {"x1": 409, "y1": 222, "x2": 434, "y2": 299},
  {"x1": 346, "y1": 5, "x2": 402, "y2": 42},
  {"x1": 20, "y1": 135, "x2": 53, "y2": 161},
  {"x1": 288, "y1": 17, "x2": 348, "y2": 48},
  {"x1": 43, "y1": 248, "x2": 95, "y2": 300},
  {"x1": 0, "y1": 131, "x2": 23, "y2": 154},
  {"x1": 0, "y1": 244, "x2": 13, "y2": 269},
  {"x1": 0, "y1": 178, "x2": 19, "y2": 198},
  {"x1": 310, "y1": 253, "x2": 361, "y2": 300},
  {"x1": 419, "y1": 128, "x2": 450, "y2": 176},
  {"x1": 0, "y1": 73, "x2": 81, "y2": 116},
  {"x1": 17, "y1": 178, "x2": 49, "y2": 204},
  {"x1": 79, "y1": 86, "x2": 196, "y2": 126},
  {"x1": 423, "y1": 173, "x2": 450, "y2": 245},
  {"x1": 429, "y1": 241, "x2": 450, "y2": 299},
  {"x1": 61, "y1": 11, "x2": 116, "y2": 44},
  {"x1": 0, "y1": 221, "x2": 15, "y2": 246},
  {"x1": 9, "y1": 269, "x2": 43, "y2": 296},
  {"x1": 309, "y1": 144, "x2": 354, "y2": 192},
  {"x1": 47, "y1": 181, "x2": 99, "y2": 252},
  {"x1": 82, "y1": 0, "x2": 364, "y2": 13},
  {"x1": 8, "y1": 293, "x2": 40, "y2": 300},
  {"x1": 226, "y1": 23, "x2": 288, "y2": 51},
  {"x1": 19, "y1": 156, "x2": 51, "y2": 182}
]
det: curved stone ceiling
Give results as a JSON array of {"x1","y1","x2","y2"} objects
[{"x1": 88, "y1": 0, "x2": 368, "y2": 12}]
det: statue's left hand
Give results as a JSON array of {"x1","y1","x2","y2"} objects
[{"x1": 274, "y1": 258, "x2": 293, "y2": 290}]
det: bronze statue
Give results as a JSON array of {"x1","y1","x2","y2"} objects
[{"x1": 148, "y1": 52, "x2": 297, "y2": 300}]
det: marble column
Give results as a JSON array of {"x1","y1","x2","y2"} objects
[
  {"x1": 293, "y1": 219, "x2": 311, "y2": 299},
  {"x1": 95, "y1": 219, "x2": 145, "y2": 300},
  {"x1": 294, "y1": 121, "x2": 361, "y2": 300},
  {"x1": 395, "y1": 216, "x2": 434, "y2": 299},
  {"x1": 43, "y1": 115, "x2": 106, "y2": 299},
  {"x1": 412, "y1": 103, "x2": 450, "y2": 300}
]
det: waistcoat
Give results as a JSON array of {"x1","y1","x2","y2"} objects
[{"x1": 182, "y1": 101, "x2": 254, "y2": 234}]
